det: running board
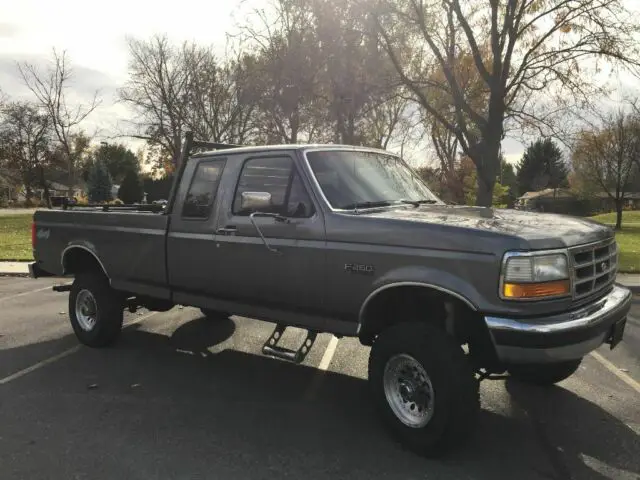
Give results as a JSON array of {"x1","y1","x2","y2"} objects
[{"x1": 262, "y1": 324, "x2": 317, "y2": 364}]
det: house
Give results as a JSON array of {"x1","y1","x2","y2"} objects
[
  {"x1": 515, "y1": 188, "x2": 575, "y2": 211},
  {"x1": 0, "y1": 172, "x2": 16, "y2": 201},
  {"x1": 516, "y1": 188, "x2": 640, "y2": 216},
  {"x1": 594, "y1": 192, "x2": 640, "y2": 210}
]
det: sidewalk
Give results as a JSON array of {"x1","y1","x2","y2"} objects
[
  {"x1": 2, "y1": 261, "x2": 638, "y2": 292},
  {"x1": 0, "y1": 262, "x2": 31, "y2": 276}
]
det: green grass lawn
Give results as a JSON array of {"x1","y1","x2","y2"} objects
[
  {"x1": 590, "y1": 212, "x2": 640, "y2": 273},
  {"x1": 0, "y1": 214, "x2": 33, "y2": 261},
  {"x1": 589, "y1": 210, "x2": 640, "y2": 225}
]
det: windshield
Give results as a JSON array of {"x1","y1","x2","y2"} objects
[{"x1": 306, "y1": 150, "x2": 441, "y2": 210}]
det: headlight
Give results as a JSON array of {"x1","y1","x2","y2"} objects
[{"x1": 501, "y1": 252, "x2": 570, "y2": 299}]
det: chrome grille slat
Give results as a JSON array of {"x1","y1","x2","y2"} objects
[{"x1": 570, "y1": 239, "x2": 617, "y2": 299}]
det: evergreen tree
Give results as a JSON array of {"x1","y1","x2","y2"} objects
[
  {"x1": 117, "y1": 169, "x2": 144, "y2": 204},
  {"x1": 516, "y1": 139, "x2": 569, "y2": 194},
  {"x1": 87, "y1": 160, "x2": 113, "y2": 202}
]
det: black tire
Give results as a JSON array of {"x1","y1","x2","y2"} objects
[
  {"x1": 508, "y1": 359, "x2": 582, "y2": 386},
  {"x1": 200, "y1": 308, "x2": 230, "y2": 320},
  {"x1": 368, "y1": 323, "x2": 479, "y2": 457},
  {"x1": 69, "y1": 273, "x2": 124, "y2": 348}
]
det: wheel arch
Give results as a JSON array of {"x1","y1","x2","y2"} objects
[
  {"x1": 61, "y1": 245, "x2": 110, "y2": 281},
  {"x1": 357, "y1": 281, "x2": 500, "y2": 369}
]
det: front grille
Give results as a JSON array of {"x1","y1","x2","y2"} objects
[{"x1": 570, "y1": 239, "x2": 617, "y2": 299}]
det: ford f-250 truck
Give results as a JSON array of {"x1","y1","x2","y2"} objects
[{"x1": 29, "y1": 133, "x2": 632, "y2": 456}]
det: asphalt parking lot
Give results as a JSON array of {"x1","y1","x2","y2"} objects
[{"x1": 0, "y1": 277, "x2": 639, "y2": 480}]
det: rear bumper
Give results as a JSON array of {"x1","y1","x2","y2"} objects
[{"x1": 485, "y1": 285, "x2": 632, "y2": 364}]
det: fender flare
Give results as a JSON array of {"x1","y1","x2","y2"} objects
[
  {"x1": 61, "y1": 244, "x2": 110, "y2": 280},
  {"x1": 357, "y1": 267, "x2": 482, "y2": 334}
]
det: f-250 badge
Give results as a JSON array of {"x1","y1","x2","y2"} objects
[{"x1": 344, "y1": 263, "x2": 374, "y2": 275}]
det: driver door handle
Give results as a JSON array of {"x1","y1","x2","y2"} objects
[{"x1": 216, "y1": 226, "x2": 237, "y2": 235}]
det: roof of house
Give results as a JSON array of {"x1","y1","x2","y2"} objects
[
  {"x1": 518, "y1": 188, "x2": 575, "y2": 200},
  {"x1": 594, "y1": 192, "x2": 640, "y2": 200}
]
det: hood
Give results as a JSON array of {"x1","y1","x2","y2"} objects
[{"x1": 365, "y1": 205, "x2": 613, "y2": 250}]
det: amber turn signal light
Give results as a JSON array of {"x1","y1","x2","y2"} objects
[{"x1": 503, "y1": 280, "x2": 570, "y2": 299}]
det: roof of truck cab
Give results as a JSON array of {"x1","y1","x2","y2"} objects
[{"x1": 190, "y1": 143, "x2": 395, "y2": 158}]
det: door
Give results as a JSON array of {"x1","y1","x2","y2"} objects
[
  {"x1": 167, "y1": 157, "x2": 227, "y2": 297},
  {"x1": 214, "y1": 154, "x2": 326, "y2": 314}
]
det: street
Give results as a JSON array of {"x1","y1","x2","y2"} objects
[{"x1": 0, "y1": 277, "x2": 638, "y2": 480}]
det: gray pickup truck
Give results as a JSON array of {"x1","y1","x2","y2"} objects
[{"x1": 30, "y1": 133, "x2": 632, "y2": 456}]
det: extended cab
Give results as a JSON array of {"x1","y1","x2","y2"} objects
[{"x1": 30, "y1": 134, "x2": 633, "y2": 456}]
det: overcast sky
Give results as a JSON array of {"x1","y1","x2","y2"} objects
[{"x1": 0, "y1": 0, "x2": 637, "y2": 166}]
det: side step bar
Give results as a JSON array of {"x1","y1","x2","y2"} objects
[{"x1": 262, "y1": 324, "x2": 317, "y2": 364}]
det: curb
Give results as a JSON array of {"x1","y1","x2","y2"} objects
[{"x1": 0, "y1": 273, "x2": 30, "y2": 278}]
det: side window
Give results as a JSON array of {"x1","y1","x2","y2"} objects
[
  {"x1": 233, "y1": 156, "x2": 293, "y2": 215},
  {"x1": 286, "y1": 170, "x2": 315, "y2": 218},
  {"x1": 182, "y1": 160, "x2": 225, "y2": 219}
]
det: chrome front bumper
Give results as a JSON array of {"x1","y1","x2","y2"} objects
[{"x1": 485, "y1": 285, "x2": 632, "y2": 364}]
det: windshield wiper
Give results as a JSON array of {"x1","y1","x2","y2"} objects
[
  {"x1": 340, "y1": 201, "x2": 394, "y2": 210},
  {"x1": 399, "y1": 199, "x2": 438, "y2": 207}
]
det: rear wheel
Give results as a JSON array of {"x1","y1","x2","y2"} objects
[
  {"x1": 368, "y1": 323, "x2": 479, "y2": 457},
  {"x1": 508, "y1": 359, "x2": 582, "y2": 386},
  {"x1": 69, "y1": 273, "x2": 124, "y2": 348}
]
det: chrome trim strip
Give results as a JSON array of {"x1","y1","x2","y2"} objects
[
  {"x1": 61, "y1": 245, "x2": 110, "y2": 281},
  {"x1": 357, "y1": 281, "x2": 477, "y2": 334},
  {"x1": 485, "y1": 284, "x2": 631, "y2": 334}
]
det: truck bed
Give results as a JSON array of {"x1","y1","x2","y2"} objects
[{"x1": 33, "y1": 209, "x2": 170, "y2": 299}]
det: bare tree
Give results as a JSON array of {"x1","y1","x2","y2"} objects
[
  {"x1": 18, "y1": 49, "x2": 101, "y2": 196},
  {"x1": 184, "y1": 49, "x2": 259, "y2": 145},
  {"x1": 236, "y1": 0, "x2": 326, "y2": 144},
  {"x1": 119, "y1": 35, "x2": 191, "y2": 169},
  {"x1": 572, "y1": 109, "x2": 640, "y2": 229},
  {"x1": 0, "y1": 101, "x2": 55, "y2": 207},
  {"x1": 372, "y1": 0, "x2": 640, "y2": 206},
  {"x1": 361, "y1": 92, "x2": 410, "y2": 149}
]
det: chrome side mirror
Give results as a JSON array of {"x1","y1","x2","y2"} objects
[{"x1": 241, "y1": 191, "x2": 272, "y2": 211}]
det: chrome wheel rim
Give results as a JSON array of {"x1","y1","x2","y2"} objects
[
  {"x1": 383, "y1": 354, "x2": 435, "y2": 428},
  {"x1": 75, "y1": 289, "x2": 97, "y2": 332}
]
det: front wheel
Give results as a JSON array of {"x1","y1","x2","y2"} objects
[
  {"x1": 69, "y1": 273, "x2": 124, "y2": 348},
  {"x1": 508, "y1": 359, "x2": 582, "y2": 386},
  {"x1": 368, "y1": 323, "x2": 479, "y2": 457}
]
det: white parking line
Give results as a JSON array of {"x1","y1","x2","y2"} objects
[
  {"x1": 318, "y1": 336, "x2": 339, "y2": 371},
  {"x1": 304, "y1": 335, "x2": 339, "y2": 400},
  {"x1": 0, "y1": 311, "x2": 158, "y2": 386},
  {"x1": 0, "y1": 345, "x2": 81, "y2": 385},
  {"x1": 590, "y1": 351, "x2": 640, "y2": 395},
  {"x1": 0, "y1": 285, "x2": 55, "y2": 302}
]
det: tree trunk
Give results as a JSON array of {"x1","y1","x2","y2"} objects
[
  {"x1": 38, "y1": 166, "x2": 52, "y2": 209},
  {"x1": 476, "y1": 177, "x2": 493, "y2": 207},
  {"x1": 23, "y1": 176, "x2": 33, "y2": 206},
  {"x1": 472, "y1": 140, "x2": 501, "y2": 208},
  {"x1": 615, "y1": 199, "x2": 623, "y2": 230},
  {"x1": 290, "y1": 109, "x2": 299, "y2": 144}
]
